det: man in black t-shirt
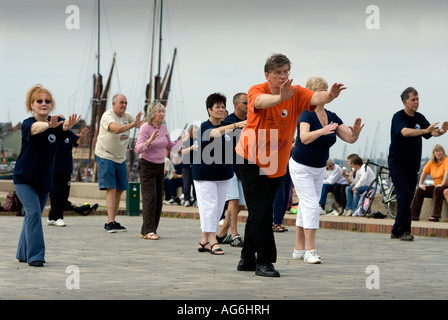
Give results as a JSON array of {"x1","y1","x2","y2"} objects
[{"x1": 388, "y1": 87, "x2": 448, "y2": 241}]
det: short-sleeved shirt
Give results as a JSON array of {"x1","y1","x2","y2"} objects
[
  {"x1": 388, "y1": 109, "x2": 431, "y2": 172},
  {"x1": 422, "y1": 157, "x2": 448, "y2": 186},
  {"x1": 13, "y1": 116, "x2": 68, "y2": 194},
  {"x1": 192, "y1": 119, "x2": 233, "y2": 181},
  {"x1": 95, "y1": 109, "x2": 135, "y2": 163},
  {"x1": 235, "y1": 82, "x2": 314, "y2": 177},
  {"x1": 291, "y1": 109, "x2": 343, "y2": 168}
]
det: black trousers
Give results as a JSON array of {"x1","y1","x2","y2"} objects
[
  {"x1": 138, "y1": 158, "x2": 164, "y2": 235},
  {"x1": 390, "y1": 167, "x2": 418, "y2": 236},
  {"x1": 182, "y1": 166, "x2": 196, "y2": 201},
  {"x1": 49, "y1": 173, "x2": 72, "y2": 220},
  {"x1": 334, "y1": 184, "x2": 348, "y2": 208},
  {"x1": 239, "y1": 163, "x2": 281, "y2": 264}
]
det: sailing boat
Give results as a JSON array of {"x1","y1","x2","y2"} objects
[
  {"x1": 144, "y1": 0, "x2": 177, "y2": 113},
  {"x1": 128, "y1": 0, "x2": 177, "y2": 180},
  {"x1": 85, "y1": 0, "x2": 117, "y2": 180}
]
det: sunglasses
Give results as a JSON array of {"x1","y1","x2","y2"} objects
[{"x1": 36, "y1": 99, "x2": 52, "y2": 104}]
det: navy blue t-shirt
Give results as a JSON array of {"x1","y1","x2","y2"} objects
[
  {"x1": 291, "y1": 109, "x2": 343, "y2": 168},
  {"x1": 54, "y1": 130, "x2": 79, "y2": 174},
  {"x1": 192, "y1": 119, "x2": 233, "y2": 181},
  {"x1": 388, "y1": 109, "x2": 431, "y2": 172},
  {"x1": 224, "y1": 112, "x2": 245, "y2": 178},
  {"x1": 13, "y1": 116, "x2": 68, "y2": 194}
]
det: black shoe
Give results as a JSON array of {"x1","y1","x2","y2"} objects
[
  {"x1": 390, "y1": 233, "x2": 400, "y2": 239},
  {"x1": 371, "y1": 212, "x2": 387, "y2": 219},
  {"x1": 104, "y1": 221, "x2": 127, "y2": 233},
  {"x1": 29, "y1": 261, "x2": 44, "y2": 267},
  {"x1": 237, "y1": 259, "x2": 256, "y2": 271},
  {"x1": 216, "y1": 234, "x2": 227, "y2": 244},
  {"x1": 255, "y1": 263, "x2": 280, "y2": 277},
  {"x1": 399, "y1": 232, "x2": 414, "y2": 241}
]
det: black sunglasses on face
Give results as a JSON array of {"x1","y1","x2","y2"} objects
[{"x1": 36, "y1": 99, "x2": 52, "y2": 104}]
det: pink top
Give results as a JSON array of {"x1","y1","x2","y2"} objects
[{"x1": 135, "y1": 122, "x2": 179, "y2": 164}]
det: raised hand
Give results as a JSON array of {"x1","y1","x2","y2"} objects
[
  {"x1": 63, "y1": 114, "x2": 81, "y2": 131},
  {"x1": 78, "y1": 127, "x2": 89, "y2": 138},
  {"x1": 47, "y1": 115, "x2": 64, "y2": 128},
  {"x1": 279, "y1": 79, "x2": 297, "y2": 102},
  {"x1": 348, "y1": 118, "x2": 365, "y2": 137},
  {"x1": 321, "y1": 121, "x2": 339, "y2": 135},
  {"x1": 328, "y1": 83, "x2": 347, "y2": 100},
  {"x1": 134, "y1": 111, "x2": 143, "y2": 128}
]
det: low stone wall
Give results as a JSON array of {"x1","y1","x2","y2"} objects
[
  {"x1": 2, "y1": 180, "x2": 447, "y2": 220},
  {"x1": 0, "y1": 180, "x2": 126, "y2": 201}
]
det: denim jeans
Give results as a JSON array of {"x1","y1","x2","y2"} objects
[
  {"x1": 346, "y1": 185, "x2": 369, "y2": 211},
  {"x1": 15, "y1": 184, "x2": 49, "y2": 263}
]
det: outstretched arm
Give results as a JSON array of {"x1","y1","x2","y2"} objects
[
  {"x1": 254, "y1": 79, "x2": 297, "y2": 109},
  {"x1": 310, "y1": 83, "x2": 346, "y2": 106},
  {"x1": 336, "y1": 118, "x2": 364, "y2": 143}
]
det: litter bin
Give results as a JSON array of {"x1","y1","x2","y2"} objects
[{"x1": 126, "y1": 182, "x2": 140, "y2": 216}]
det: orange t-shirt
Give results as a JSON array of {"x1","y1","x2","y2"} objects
[
  {"x1": 422, "y1": 157, "x2": 448, "y2": 185},
  {"x1": 235, "y1": 82, "x2": 314, "y2": 178}
]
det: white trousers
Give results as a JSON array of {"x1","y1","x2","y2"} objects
[
  {"x1": 289, "y1": 158, "x2": 326, "y2": 229},
  {"x1": 194, "y1": 179, "x2": 231, "y2": 232}
]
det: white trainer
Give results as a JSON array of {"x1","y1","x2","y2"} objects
[
  {"x1": 304, "y1": 249, "x2": 321, "y2": 264},
  {"x1": 292, "y1": 249, "x2": 305, "y2": 260},
  {"x1": 48, "y1": 219, "x2": 66, "y2": 227},
  {"x1": 326, "y1": 210, "x2": 339, "y2": 216}
]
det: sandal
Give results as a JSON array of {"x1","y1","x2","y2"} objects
[
  {"x1": 198, "y1": 242, "x2": 211, "y2": 253},
  {"x1": 273, "y1": 224, "x2": 288, "y2": 232},
  {"x1": 142, "y1": 233, "x2": 160, "y2": 240},
  {"x1": 210, "y1": 243, "x2": 224, "y2": 255}
]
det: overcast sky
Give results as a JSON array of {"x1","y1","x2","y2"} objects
[{"x1": 1, "y1": 0, "x2": 447, "y2": 161}]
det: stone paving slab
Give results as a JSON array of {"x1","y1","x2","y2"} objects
[{"x1": 1, "y1": 215, "x2": 448, "y2": 301}]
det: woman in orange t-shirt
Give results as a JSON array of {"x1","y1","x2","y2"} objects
[{"x1": 410, "y1": 144, "x2": 448, "y2": 221}]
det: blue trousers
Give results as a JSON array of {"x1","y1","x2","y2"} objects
[
  {"x1": 319, "y1": 183, "x2": 335, "y2": 208},
  {"x1": 346, "y1": 185, "x2": 369, "y2": 211},
  {"x1": 15, "y1": 184, "x2": 48, "y2": 264}
]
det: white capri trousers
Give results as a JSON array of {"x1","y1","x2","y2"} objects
[
  {"x1": 289, "y1": 158, "x2": 326, "y2": 229},
  {"x1": 194, "y1": 179, "x2": 231, "y2": 232}
]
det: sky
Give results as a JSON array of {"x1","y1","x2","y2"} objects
[{"x1": 1, "y1": 0, "x2": 448, "y2": 162}]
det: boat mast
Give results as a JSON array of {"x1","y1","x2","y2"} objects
[{"x1": 97, "y1": 0, "x2": 100, "y2": 76}]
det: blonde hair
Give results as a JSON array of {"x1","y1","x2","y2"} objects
[
  {"x1": 25, "y1": 84, "x2": 55, "y2": 112},
  {"x1": 430, "y1": 144, "x2": 447, "y2": 162},
  {"x1": 188, "y1": 124, "x2": 198, "y2": 137},
  {"x1": 145, "y1": 101, "x2": 165, "y2": 124},
  {"x1": 306, "y1": 77, "x2": 328, "y2": 91}
]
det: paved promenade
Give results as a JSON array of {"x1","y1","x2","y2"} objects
[{"x1": 1, "y1": 210, "x2": 448, "y2": 301}]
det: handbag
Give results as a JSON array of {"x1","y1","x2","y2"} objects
[{"x1": 2, "y1": 191, "x2": 22, "y2": 214}]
